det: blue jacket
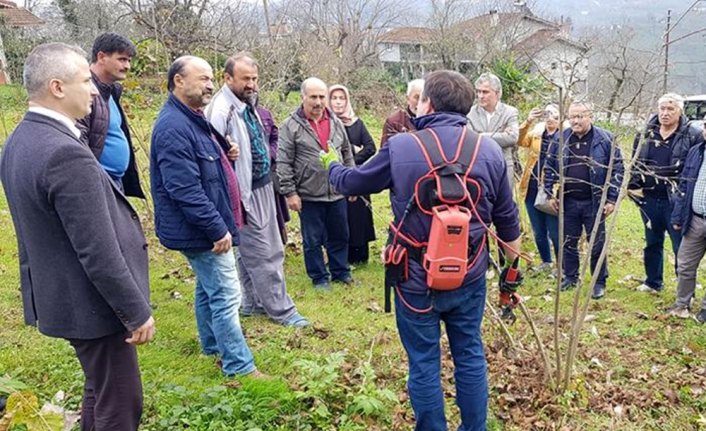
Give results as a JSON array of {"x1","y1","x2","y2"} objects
[
  {"x1": 543, "y1": 125, "x2": 624, "y2": 205},
  {"x1": 671, "y1": 141, "x2": 705, "y2": 235},
  {"x1": 150, "y1": 94, "x2": 239, "y2": 251},
  {"x1": 329, "y1": 112, "x2": 520, "y2": 293}
]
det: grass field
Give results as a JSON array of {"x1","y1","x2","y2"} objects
[{"x1": 1, "y1": 85, "x2": 705, "y2": 430}]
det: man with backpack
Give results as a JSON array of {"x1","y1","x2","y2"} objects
[{"x1": 324, "y1": 70, "x2": 522, "y2": 431}]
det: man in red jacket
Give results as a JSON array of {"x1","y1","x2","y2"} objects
[{"x1": 380, "y1": 78, "x2": 423, "y2": 147}]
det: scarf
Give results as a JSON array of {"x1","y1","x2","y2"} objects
[{"x1": 328, "y1": 84, "x2": 358, "y2": 127}]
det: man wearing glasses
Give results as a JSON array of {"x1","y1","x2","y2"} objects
[{"x1": 543, "y1": 102, "x2": 624, "y2": 299}]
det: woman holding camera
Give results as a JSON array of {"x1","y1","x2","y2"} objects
[{"x1": 518, "y1": 105, "x2": 561, "y2": 271}]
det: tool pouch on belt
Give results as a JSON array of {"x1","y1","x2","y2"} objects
[{"x1": 383, "y1": 244, "x2": 408, "y2": 312}]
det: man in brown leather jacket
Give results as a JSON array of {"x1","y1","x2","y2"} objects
[
  {"x1": 77, "y1": 32, "x2": 144, "y2": 198},
  {"x1": 380, "y1": 78, "x2": 423, "y2": 147}
]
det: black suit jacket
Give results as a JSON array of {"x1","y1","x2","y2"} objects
[{"x1": 0, "y1": 112, "x2": 151, "y2": 340}]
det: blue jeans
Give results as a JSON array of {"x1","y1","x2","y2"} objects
[
  {"x1": 182, "y1": 249, "x2": 256, "y2": 376},
  {"x1": 562, "y1": 197, "x2": 608, "y2": 286},
  {"x1": 395, "y1": 277, "x2": 488, "y2": 431},
  {"x1": 525, "y1": 188, "x2": 559, "y2": 263},
  {"x1": 640, "y1": 196, "x2": 681, "y2": 290},
  {"x1": 300, "y1": 199, "x2": 351, "y2": 285}
]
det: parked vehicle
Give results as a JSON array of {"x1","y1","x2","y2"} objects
[{"x1": 684, "y1": 94, "x2": 706, "y2": 122}]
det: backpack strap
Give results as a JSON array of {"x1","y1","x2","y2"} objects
[
  {"x1": 410, "y1": 127, "x2": 482, "y2": 174},
  {"x1": 409, "y1": 127, "x2": 482, "y2": 211}
]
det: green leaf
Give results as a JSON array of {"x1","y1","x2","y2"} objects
[
  {"x1": 6, "y1": 392, "x2": 63, "y2": 431},
  {"x1": 0, "y1": 376, "x2": 28, "y2": 395}
]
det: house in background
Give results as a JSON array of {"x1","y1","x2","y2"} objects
[
  {"x1": 511, "y1": 28, "x2": 588, "y2": 92},
  {"x1": 378, "y1": 26, "x2": 437, "y2": 81},
  {"x1": 0, "y1": 0, "x2": 44, "y2": 84},
  {"x1": 378, "y1": 7, "x2": 587, "y2": 90}
]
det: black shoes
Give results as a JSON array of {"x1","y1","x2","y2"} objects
[
  {"x1": 560, "y1": 279, "x2": 605, "y2": 299},
  {"x1": 695, "y1": 309, "x2": 706, "y2": 324},
  {"x1": 591, "y1": 285, "x2": 605, "y2": 300},
  {"x1": 560, "y1": 279, "x2": 577, "y2": 291}
]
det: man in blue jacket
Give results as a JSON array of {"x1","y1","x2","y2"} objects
[
  {"x1": 669, "y1": 122, "x2": 706, "y2": 323},
  {"x1": 150, "y1": 56, "x2": 260, "y2": 377},
  {"x1": 544, "y1": 102, "x2": 624, "y2": 299},
  {"x1": 326, "y1": 70, "x2": 521, "y2": 431}
]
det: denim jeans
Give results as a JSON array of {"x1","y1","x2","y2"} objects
[
  {"x1": 182, "y1": 249, "x2": 256, "y2": 376},
  {"x1": 300, "y1": 199, "x2": 351, "y2": 285},
  {"x1": 562, "y1": 197, "x2": 608, "y2": 286},
  {"x1": 395, "y1": 277, "x2": 487, "y2": 431},
  {"x1": 640, "y1": 196, "x2": 681, "y2": 290},
  {"x1": 525, "y1": 188, "x2": 559, "y2": 263}
]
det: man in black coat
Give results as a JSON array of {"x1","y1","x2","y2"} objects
[
  {"x1": 0, "y1": 43, "x2": 154, "y2": 430},
  {"x1": 76, "y1": 32, "x2": 144, "y2": 198},
  {"x1": 629, "y1": 93, "x2": 703, "y2": 295}
]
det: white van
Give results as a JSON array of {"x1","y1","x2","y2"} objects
[{"x1": 684, "y1": 95, "x2": 706, "y2": 122}]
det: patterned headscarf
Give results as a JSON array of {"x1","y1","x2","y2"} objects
[{"x1": 328, "y1": 84, "x2": 358, "y2": 127}]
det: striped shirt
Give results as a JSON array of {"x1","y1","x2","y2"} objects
[{"x1": 691, "y1": 156, "x2": 706, "y2": 216}]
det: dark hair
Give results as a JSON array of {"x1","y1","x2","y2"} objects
[
  {"x1": 224, "y1": 52, "x2": 258, "y2": 76},
  {"x1": 421, "y1": 70, "x2": 474, "y2": 115},
  {"x1": 91, "y1": 33, "x2": 136, "y2": 63},
  {"x1": 166, "y1": 57, "x2": 190, "y2": 92}
]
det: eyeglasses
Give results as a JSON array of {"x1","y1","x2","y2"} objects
[{"x1": 568, "y1": 113, "x2": 590, "y2": 120}]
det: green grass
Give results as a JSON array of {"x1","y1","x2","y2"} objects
[{"x1": 1, "y1": 84, "x2": 706, "y2": 430}]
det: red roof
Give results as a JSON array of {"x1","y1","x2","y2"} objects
[
  {"x1": 454, "y1": 12, "x2": 558, "y2": 33},
  {"x1": 379, "y1": 27, "x2": 436, "y2": 44},
  {"x1": 0, "y1": 1, "x2": 44, "y2": 27},
  {"x1": 512, "y1": 29, "x2": 586, "y2": 57}
]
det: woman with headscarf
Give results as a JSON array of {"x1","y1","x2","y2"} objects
[{"x1": 328, "y1": 84, "x2": 376, "y2": 264}]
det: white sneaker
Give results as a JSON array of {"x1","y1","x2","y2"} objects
[
  {"x1": 666, "y1": 306, "x2": 690, "y2": 319},
  {"x1": 636, "y1": 284, "x2": 660, "y2": 294}
]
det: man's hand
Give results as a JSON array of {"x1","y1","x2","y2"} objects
[
  {"x1": 603, "y1": 203, "x2": 615, "y2": 216},
  {"x1": 348, "y1": 196, "x2": 358, "y2": 202},
  {"x1": 319, "y1": 147, "x2": 339, "y2": 170},
  {"x1": 550, "y1": 198, "x2": 559, "y2": 213},
  {"x1": 125, "y1": 316, "x2": 155, "y2": 345},
  {"x1": 212, "y1": 231, "x2": 232, "y2": 254},
  {"x1": 226, "y1": 139, "x2": 240, "y2": 161},
  {"x1": 673, "y1": 224, "x2": 682, "y2": 231},
  {"x1": 287, "y1": 194, "x2": 302, "y2": 212}
]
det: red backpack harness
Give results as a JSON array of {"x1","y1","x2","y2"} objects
[{"x1": 383, "y1": 127, "x2": 485, "y2": 312}]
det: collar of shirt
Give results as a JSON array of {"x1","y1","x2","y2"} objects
[
  {"x1": 220, "y1": 85, "x2": 249, "y2": 114},
  {"x1": 28, "y1": 106, "x2": 81, "y2": 139},
  {"x1": 306, "y1": 107, "x2": 329, "y2": 123}
]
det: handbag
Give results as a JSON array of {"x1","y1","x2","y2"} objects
[{"x1": 534, "y1": 186, "x2": 558, "y2": 216}]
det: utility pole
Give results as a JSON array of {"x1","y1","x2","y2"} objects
[
  {"x1": 662, "y1": 1, "x2": 706, "y2": 93},
  {"x1": 663, "y1": 9, "x2": 671, "y2": 93},
  {"x1": 263, "y1": 0, "x2": 274, "y2": 47}
]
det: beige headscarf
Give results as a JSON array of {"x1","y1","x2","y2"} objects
[{"x1": 328, "y1": 84, "x2": 358, "y2": 127}]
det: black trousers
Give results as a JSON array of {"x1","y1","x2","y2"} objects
[{"x1": 68, "y1": 331, "x2": 142, "y2": 431}]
